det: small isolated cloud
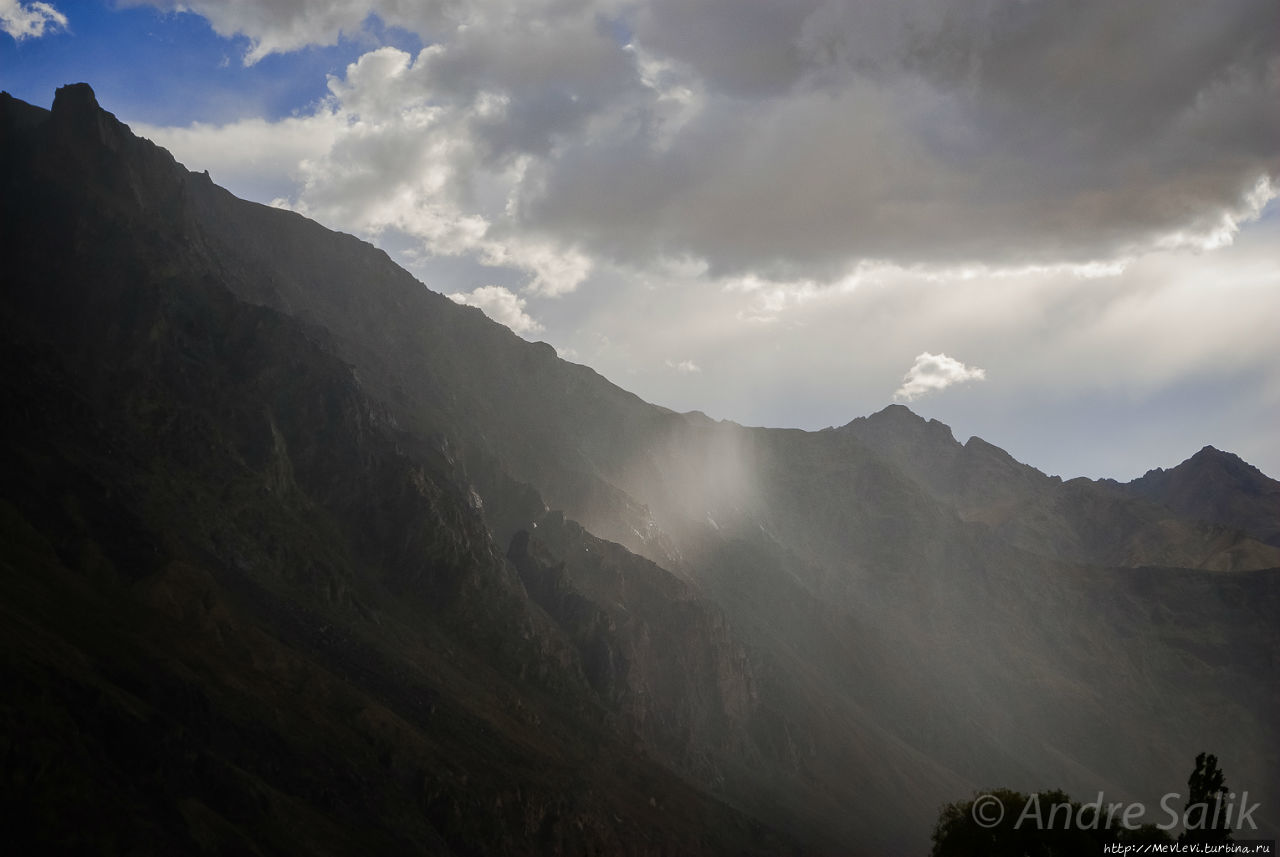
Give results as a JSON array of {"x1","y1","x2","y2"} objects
[
  {"x1": 894, "y1": 352, "x2": 985, "y2": 401},
  {"x1": 0, "y1": 0, "x2": 66, "y2": 39},
  {"x1": 447, "y1": 285, "x2": 543, "y2": 336},
  {"x1": 665, "y1": 359, "x2": 702, "y2": 374}
]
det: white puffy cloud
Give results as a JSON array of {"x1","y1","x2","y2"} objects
[
  {"x1": 537, "y1": 215, "x2": 1280, "y2": 479},
  {"x1": 0, "y1": 0, "x2": 66, "y2": 39},
  {"x1": 447, "y1": 285, "x2": 543, "y2": 335},
  {"x1": 126, "y1": 0, "x2": 626, "y2": 65},
  {"x1": 135, "y1": 114, "x2": 345, "y2": 205},
  {"x1": 893, "y1": 353, "x2": 986, "y2": 402},
  {"x1": 665, "y1": 359, "x2": 701, "y2": 374},
  {"x1": 279, "y1": 45, "x2": 598, "y2": 296}
]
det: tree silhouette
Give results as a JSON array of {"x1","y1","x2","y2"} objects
[
  {"x1": 929, "y1": 788, "x2": 1168, "y2": 856},
  {"x1": 1178, "y1": 752, "x2": 1233, "y2": 845},
  {"x1": 926, "y1": 757, "x2": 1254, "y2": 854},
  {"x1": 929, "y1": 752, "x2": 1243, "y2": 855}
]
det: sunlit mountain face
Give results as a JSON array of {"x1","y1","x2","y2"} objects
[{"x1": 4, "y1": 1, "x2": 1279, "y2": 853}]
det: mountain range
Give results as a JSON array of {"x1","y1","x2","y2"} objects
[{"x1": 2, "y1": 83, "x2": 1277, "y2": 855}]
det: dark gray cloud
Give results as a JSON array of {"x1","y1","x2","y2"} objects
[
  {"x1": 140, "y1": 0, "x2": 1279, "y2": 283},
  {"x1": 520, "y1": 0, "x2": 1279, "y2": 276},
  {"x1": 631, "y1": 0, "x2": 817, "y2": 96}
]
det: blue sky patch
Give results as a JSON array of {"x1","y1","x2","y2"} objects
[{"x1": 2, "y1": 3, "x2": 421, "y2": 125}]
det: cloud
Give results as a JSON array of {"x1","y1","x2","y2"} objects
[
  {"x1": 1, "y1": 0, "x2": 67, "y2": 39},
  {"x1": 124, "y1": 1, "x2": 1280, "y2": 482},
  {"x1": 135, "y1": 113, "x2": 344, "y2": 205},
  {"x1": 447, "y1": 286, "x2": 543, "y2": 335},
  {"x1": 665, "y1": 359, "x2": 701, "y2": 374},
  {"x1": 132, "y1": 0, "x2": 1279, "y2": 292},
  {"x1": 532, "y1": 214, "x2": 1280, "y2": 477},
  {"x1": 283, "y1": 44, "x2": 598, "y2": 296},
  {"x1": 893, "y1": 352, "x2": 986, "y2": 402},
  {"x1": 120, "y1": 0, "x2": 380, "y2": 64}
]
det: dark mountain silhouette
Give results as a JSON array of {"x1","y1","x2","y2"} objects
[
  {"x1": 2, "y1": 84, "x2": 1277, "y2": 854},
  {"x1": 1118, "y1": 446, "x2": 1280, "y2": 549},
  {"x1": 842, "y1": 404, "x2": 1280, "y2": 570}
]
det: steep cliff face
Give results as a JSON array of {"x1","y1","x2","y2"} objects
[{"x1": 3, "y1": 84, "x2": 1278, "y2": 855}]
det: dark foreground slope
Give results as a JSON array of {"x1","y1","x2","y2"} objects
[
  {"x1": 0, "y1": 85, "x2": 798, "y2": 856},
  {"x1": 3, "y1": 85, "x2": 1278, "y2": 854}
]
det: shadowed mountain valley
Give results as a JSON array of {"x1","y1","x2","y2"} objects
[{"x1": 2, "y1": 84, "x2": 1277, "y2": 855}]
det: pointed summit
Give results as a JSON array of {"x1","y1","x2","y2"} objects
[
  {"x1": 1187, "y1": 445, "x2": 1250, "y2": 470},
  {"x1": 1125, "y1": 445, "x2": 1280, "y2": 547},
  {"x1": 869, "y1": 402, "x2": 924, "y2": 422},
  {"x1": 1145, "y1": 445, "x2": 1273, "y2": 490},
  {"x1": 49, "y1": 82, "x2": 133, "y2": 153},
  {"x1": 843, "y1": 403, "x2": 959, "y2": 449}
]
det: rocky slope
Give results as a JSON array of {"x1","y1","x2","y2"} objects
[
  {"x1": 1119, "y1": 446, "x2": 1280, "y2": 548},
  {"x1": 0, "y1": 84, "x2": 798, "y2": 856},
  {"x1": 3, "y1": 84, "x2": 1277, "y2": 854},
  {"x1": 840, "y1": 404, "x2": 1280, "y2": 570}
]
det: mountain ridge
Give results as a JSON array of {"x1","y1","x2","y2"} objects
[
  {"x1": 4, "y1": 84, "x2": 1278, "y2": 854},
  {"x1": 838, "y1": 403, "x2": 1279, "y2": 571},
  {"x1": 1117, "y1": 445, "x2": 1280, "y2": 548}
]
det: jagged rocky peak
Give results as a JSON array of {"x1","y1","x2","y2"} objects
[
  {"x1": 1122, "y1": 442, "x2": 1280, "y2": 549},
  {"x1": 52, "y1": 81, "x2": 99, "y2": 112},
  {"x1": 48, "y1": 82, "x2": 129, "y2": 150},
  {"x1": 1186, "y1": 444, "x2": 1261, "y2": 475},
  {"x1": 864, "y1": 402, "x2": 925, "y2": 424},
  {"x1": 1135, "y1": 444, "x2": 1276, "y2": 489},
  {"x1": 839, "y1": 403, "x2": 962, "y2": 457},
  {"x1": 842, "y1": 406, "x2": 1049, "y2": 486},
  {"x1": 871, "y1": 403, "x2": 955, "y2": 436}
]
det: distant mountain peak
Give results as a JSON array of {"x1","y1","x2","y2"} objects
[
  {"x1": 1132, "y1": 445, "x2": 1270, "y2": 489},
  {"x1": 1176, "y1": 445, "x2": 1267, "y2": 481},
  {"x1": 1190, "y1": 445, "x2": 1239, "y2": 465},
  {"x1": 847, "y1": 404, "x2": 959, "y2": 447},
  {"x1": 1123, "y1": 442, "x2": 1280, "y2": 547},
  {"x1": 870, "y1": 403, "x2": 924, "y2": 422}
]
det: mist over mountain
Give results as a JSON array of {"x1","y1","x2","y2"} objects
[{"x1": 3, "y1": 84, "x2": 1277, "y2": 855}]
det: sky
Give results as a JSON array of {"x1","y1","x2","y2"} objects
[{"x1": 3, "y1": 0, "x2": 1278, "y2": 480}]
